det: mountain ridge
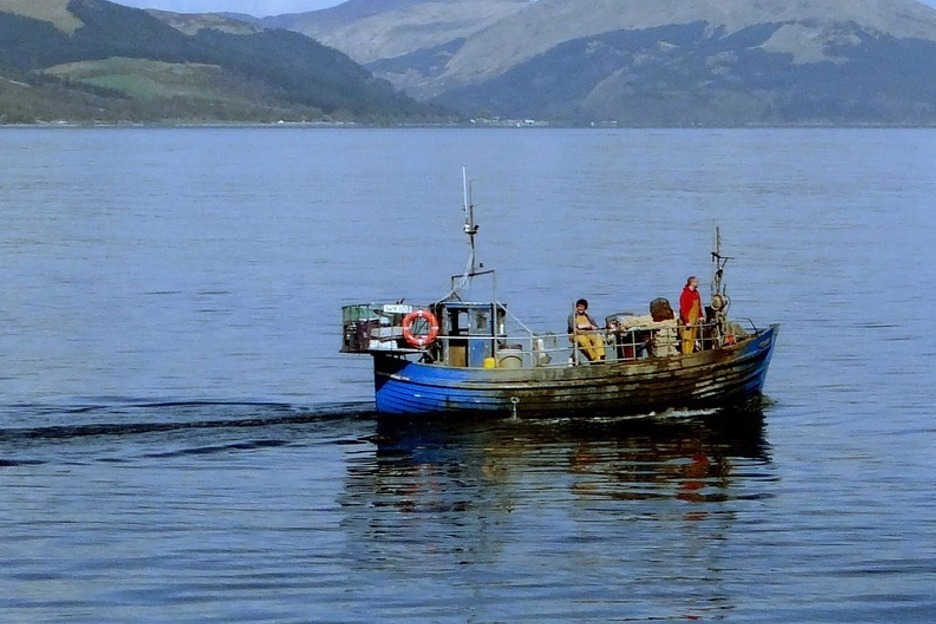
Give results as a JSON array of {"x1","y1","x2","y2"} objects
[
  {"x1": 440, "y1": 0, "x2": 936, "y2": 87},
  {"x1": 4, "y1": 0, "x2": 936, "y2": 126},
  {"x1": 265, "y1": 0, "x2": 936, "y2": 125}
]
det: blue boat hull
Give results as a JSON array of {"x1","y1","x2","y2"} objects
[{"x1": 373, "y1": 325, "x2": 778, "y2": 417}]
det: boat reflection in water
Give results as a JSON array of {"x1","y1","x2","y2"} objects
[
  {"x1": 341, "y1": 400, "x2": 771, "y2": 527},
  {"x1": 336, "y1": 403, "x2": 774, "y2": 620}
]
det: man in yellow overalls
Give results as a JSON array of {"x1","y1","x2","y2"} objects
[
  {"x1": 568, "y1": 298, "x2": 606, "y2": 362},
  {"x1": 679, "y1": 276, "x2": 703, "y2": 355}
]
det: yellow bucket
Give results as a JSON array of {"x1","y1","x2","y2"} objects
[{"x1": 483, "y1": 357, "x2": 497, "y2": 369}]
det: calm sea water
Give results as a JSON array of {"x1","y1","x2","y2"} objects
[{"x1": 1, "y1": 127, "x2": 934, "y2": 623}]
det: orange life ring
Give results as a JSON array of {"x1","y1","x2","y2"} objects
[{"x1": 402, "y1": 309, "x2": 440, "y2": 348}]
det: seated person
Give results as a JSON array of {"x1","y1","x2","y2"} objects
[{"x1": 567, "y1": 298, "x2": 606, "y2": 362}]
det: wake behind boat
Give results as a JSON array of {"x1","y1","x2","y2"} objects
[{"x1": 341, "y1": 171, "x2": 778, "y2": 417}]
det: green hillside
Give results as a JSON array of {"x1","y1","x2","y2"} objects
[{"x1": 0, "y1": 0, "x2": 439, "y2": 124}]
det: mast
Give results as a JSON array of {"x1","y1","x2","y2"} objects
[
  {"x1": 439, "y1": 168, "x2": 493, "y2": 303},
  {"x1": 462, "y1": 167, "x2": 479, "y2": 277},
  {"x1": 711, "y1": 227, "x2": 724, "y2": 297},
  {"x1": 710, "y1": 226, "x2": 733, "y2": 339}
]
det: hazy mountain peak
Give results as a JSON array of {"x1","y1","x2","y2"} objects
[{"x1": 277, "y1": 0, "x2": 532, "y2": 64}]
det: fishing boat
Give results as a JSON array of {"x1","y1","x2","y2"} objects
[{"x1": 341, "y1": 172, "x2": 778, "y2": 417}]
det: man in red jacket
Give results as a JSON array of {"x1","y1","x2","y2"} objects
[{"x1": 679, "y1": 276, "x2": 703, "y2": 355}]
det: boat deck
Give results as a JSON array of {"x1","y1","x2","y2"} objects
[{"x1": 346, "y1": 314, "x2": 761, "y2": 370}]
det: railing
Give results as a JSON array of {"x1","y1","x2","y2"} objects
[
  {"x1": 341, "y1": 304, "x2": 753, "y2": 369},
  {"x1": 420, "y1": 320, "x2": 746, "y2": 369}
]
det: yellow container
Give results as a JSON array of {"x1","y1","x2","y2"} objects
[{"x1": 483, "y1": 357, "x2": 497, "y2": 369}]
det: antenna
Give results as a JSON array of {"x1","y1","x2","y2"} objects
[
  {"x1": 709, "y1": 226, "x2": 733, "y2": 333},
  {"x1": 710, "y1": 226, "x2": 733, "y2": 296},
  {"x1": 462, "y1": 166, "x2": 479, "y2": 276},
  {"x1": 437, "y1": 167, "x2": 493, "y2": 304}
]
